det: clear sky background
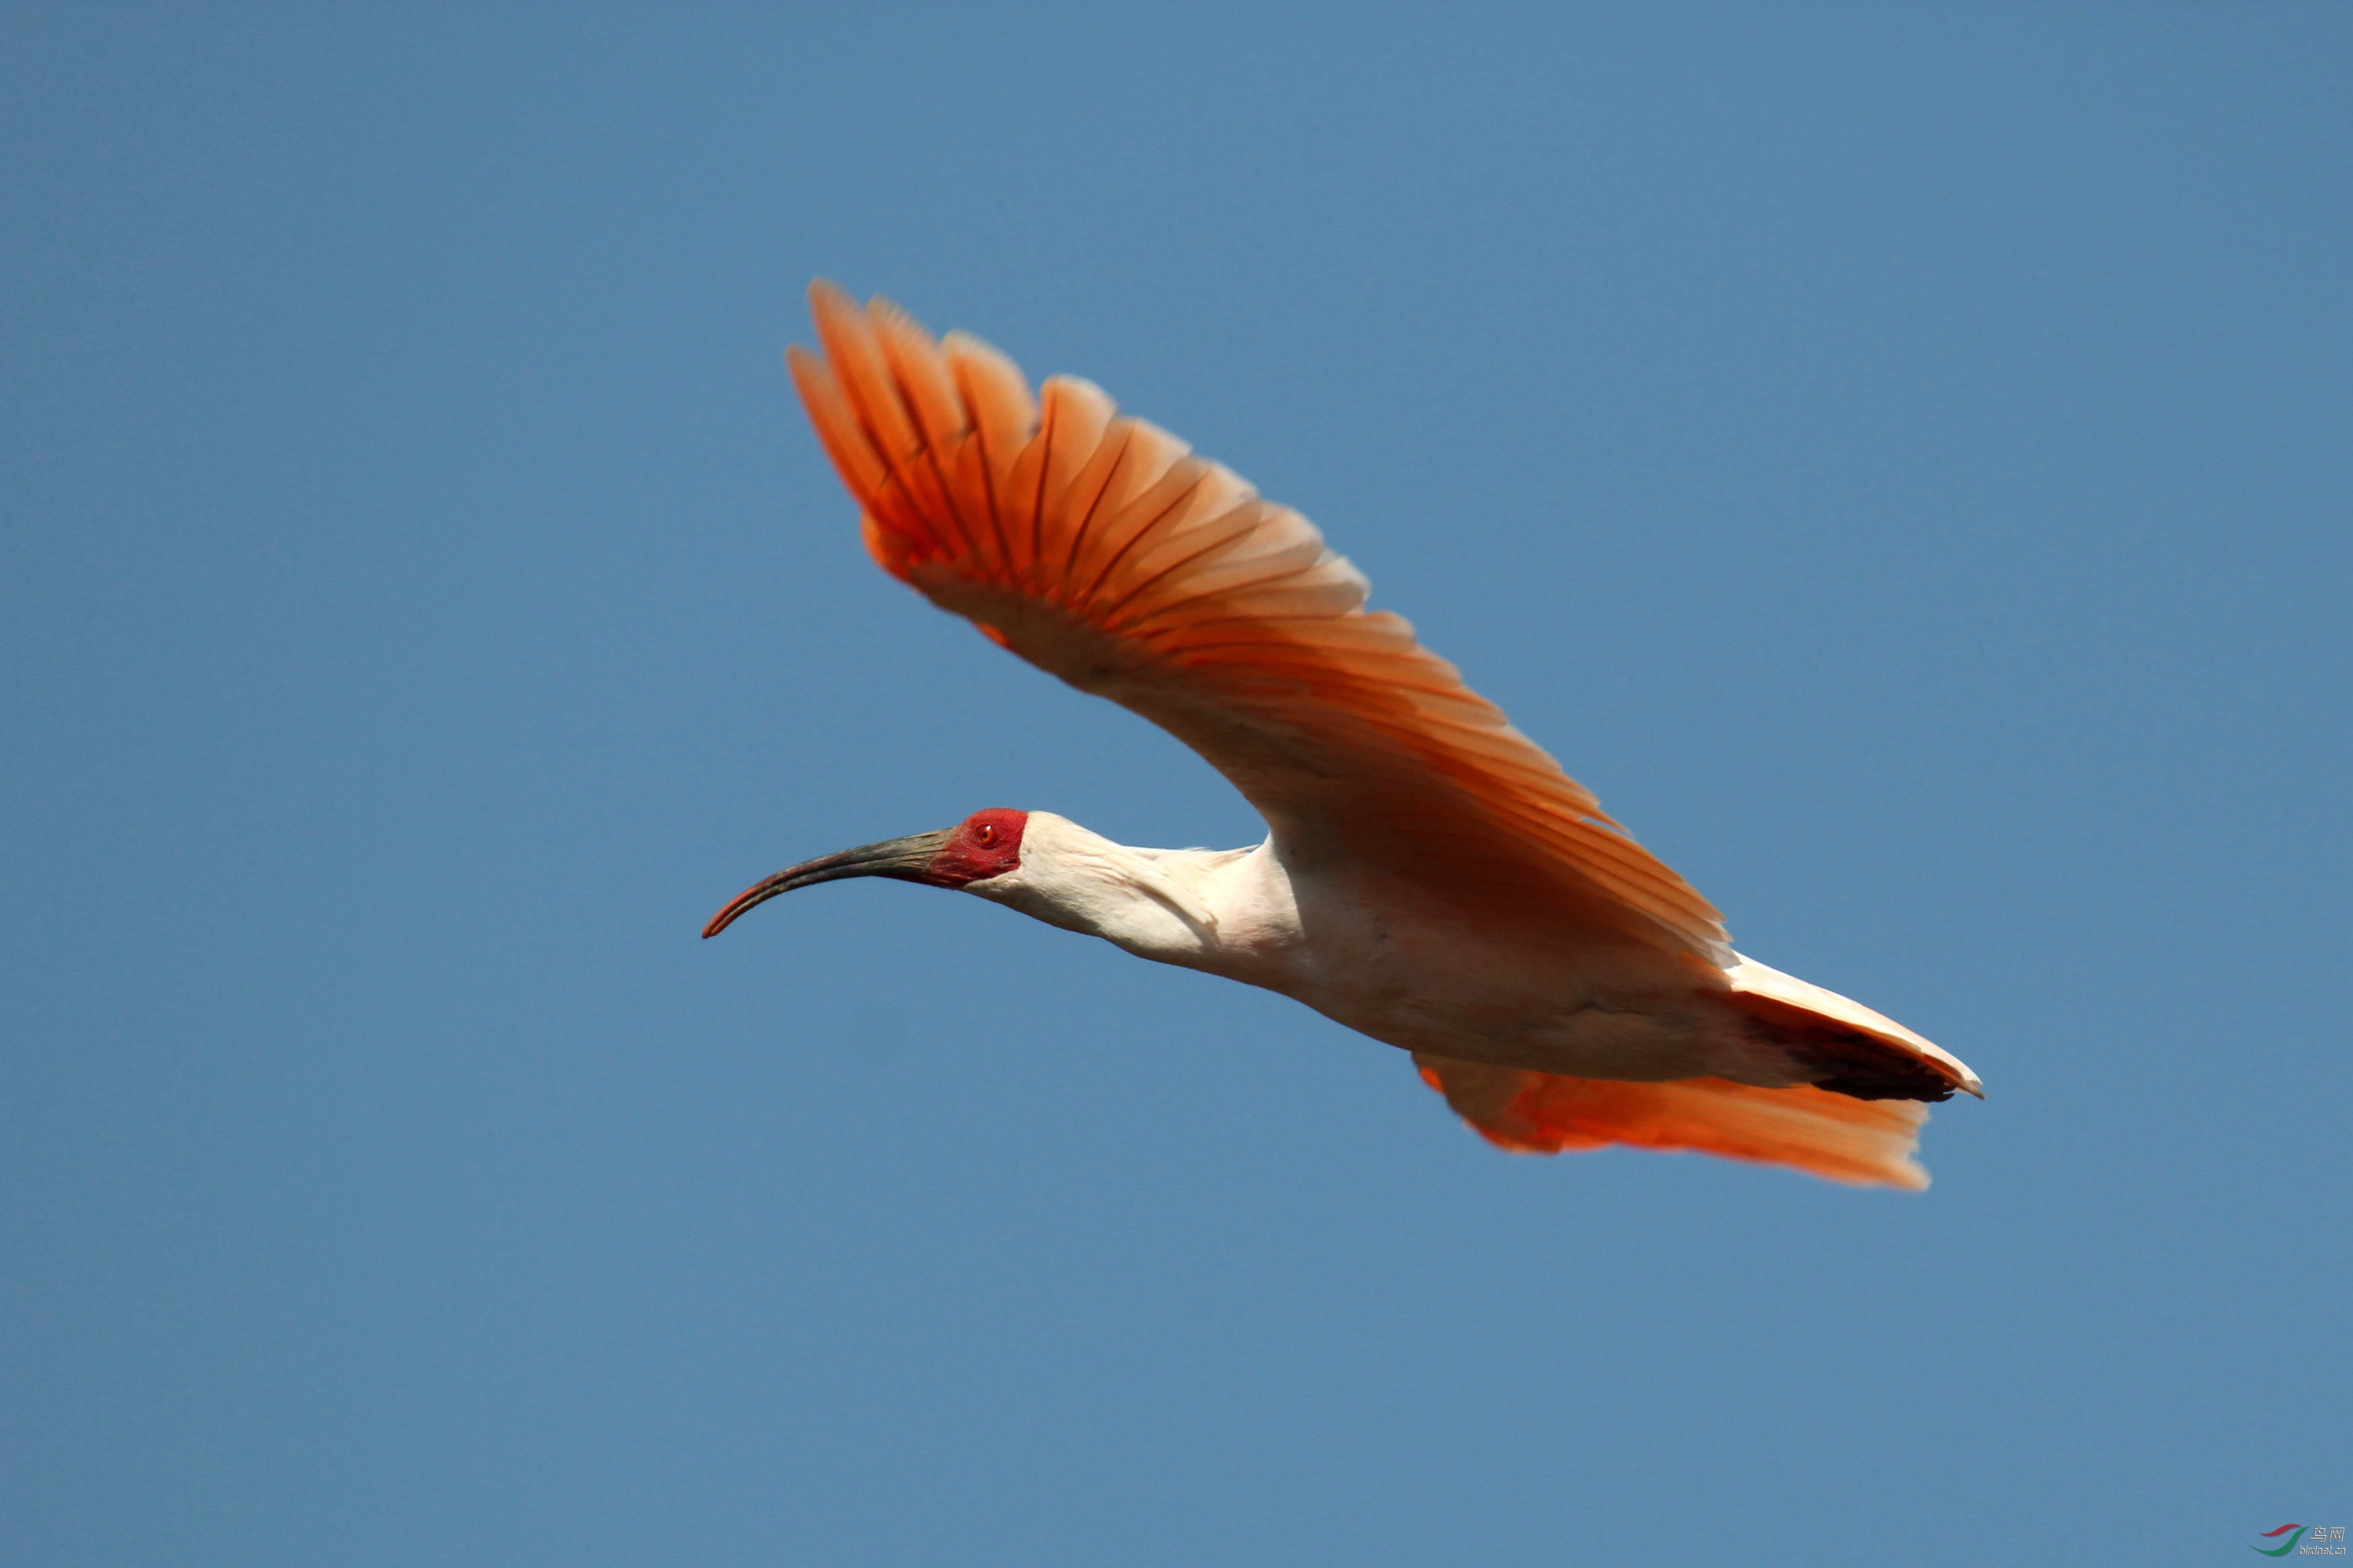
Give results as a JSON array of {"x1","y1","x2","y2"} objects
[{"x1": 3, "y1": 7, "x2": 2347, "y2": 1564}]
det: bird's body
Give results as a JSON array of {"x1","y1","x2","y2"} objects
[
  {"x1": 984, "y1": 815, "x2": 1849, "y2": 1092},
  {"x1": 990, "y1": 817, "x2": 1693, "y2": 1075},
  {"x1": 707, "y1": 282, "x2": 1983, "y2": 1190}
]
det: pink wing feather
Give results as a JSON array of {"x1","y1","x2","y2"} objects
[{"x1": 789, "y1": 281, "x2": 1730, "y2": 960}]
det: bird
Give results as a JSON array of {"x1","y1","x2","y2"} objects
[{"x1": 705, "y1": 281, "x2": 1983, "y2": 1190}]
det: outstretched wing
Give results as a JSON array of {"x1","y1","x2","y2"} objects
[
  {"x1": 789, "y1": 282, "x2": 1728, "y2": 960},
  {"x1": 1414, "y1": 1053, "x2": 1933, "y2": 1190}
]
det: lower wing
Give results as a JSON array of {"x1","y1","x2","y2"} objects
[{"x1": 1413, "y1": 1051, "x2": 1936, "y2": 1190}]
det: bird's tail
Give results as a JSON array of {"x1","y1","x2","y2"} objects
[{"x1": 1413, "y1": 1052, "x2": 1933, "y2": 1190}]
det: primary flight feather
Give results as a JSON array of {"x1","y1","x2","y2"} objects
[{"x1": 707, "y1": 281, "x2": 1982, "y2": 1190}]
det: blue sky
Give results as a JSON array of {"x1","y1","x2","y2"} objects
[{"x1": 3, "y1": 6, "x2": 2347, "y2": 1563}]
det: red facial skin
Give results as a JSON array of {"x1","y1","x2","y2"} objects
[{"x1": 924, "y1": 809, "x2": 1027, "y2": 886}]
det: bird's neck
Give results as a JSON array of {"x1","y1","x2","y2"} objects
[{"x1": 969, "y1": 813, "x2": 1270, "y2": 971}]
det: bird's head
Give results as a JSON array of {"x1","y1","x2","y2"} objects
[
  {"x1": 702, "y1": 808, "x2": 1029, "y2": 938},
  {"x1": 702, "y1": 808, "x2": 1219, "y2": 958}
]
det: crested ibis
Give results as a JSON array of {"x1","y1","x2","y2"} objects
[{"x1": 705, "y1": 282, "x2": 1983, "y2": 1190}]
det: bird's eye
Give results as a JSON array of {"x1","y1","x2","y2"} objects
[{"x1": 977, "y1": 823, "x2": 996, "y2": 845}]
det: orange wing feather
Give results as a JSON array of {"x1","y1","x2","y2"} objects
[
  {"x1": 787, "y1": 282, "x2": 1732, "y2": 960},
  {"x1": 1414, "y1": 1053, "x2": 1933, "y2": 1190}
]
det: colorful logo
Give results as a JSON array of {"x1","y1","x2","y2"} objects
[{"x1": 2256, "y1": 1524, "x2": 2348, "y2": 1557}]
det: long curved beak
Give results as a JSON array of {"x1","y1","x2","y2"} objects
[{"x1": 701, "y1": 829, "x2": 952, "y2": 938}]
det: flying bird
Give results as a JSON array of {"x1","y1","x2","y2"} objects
[{"x1": 706, "y1": 282, "x2": 1983, "y2": 1190}]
